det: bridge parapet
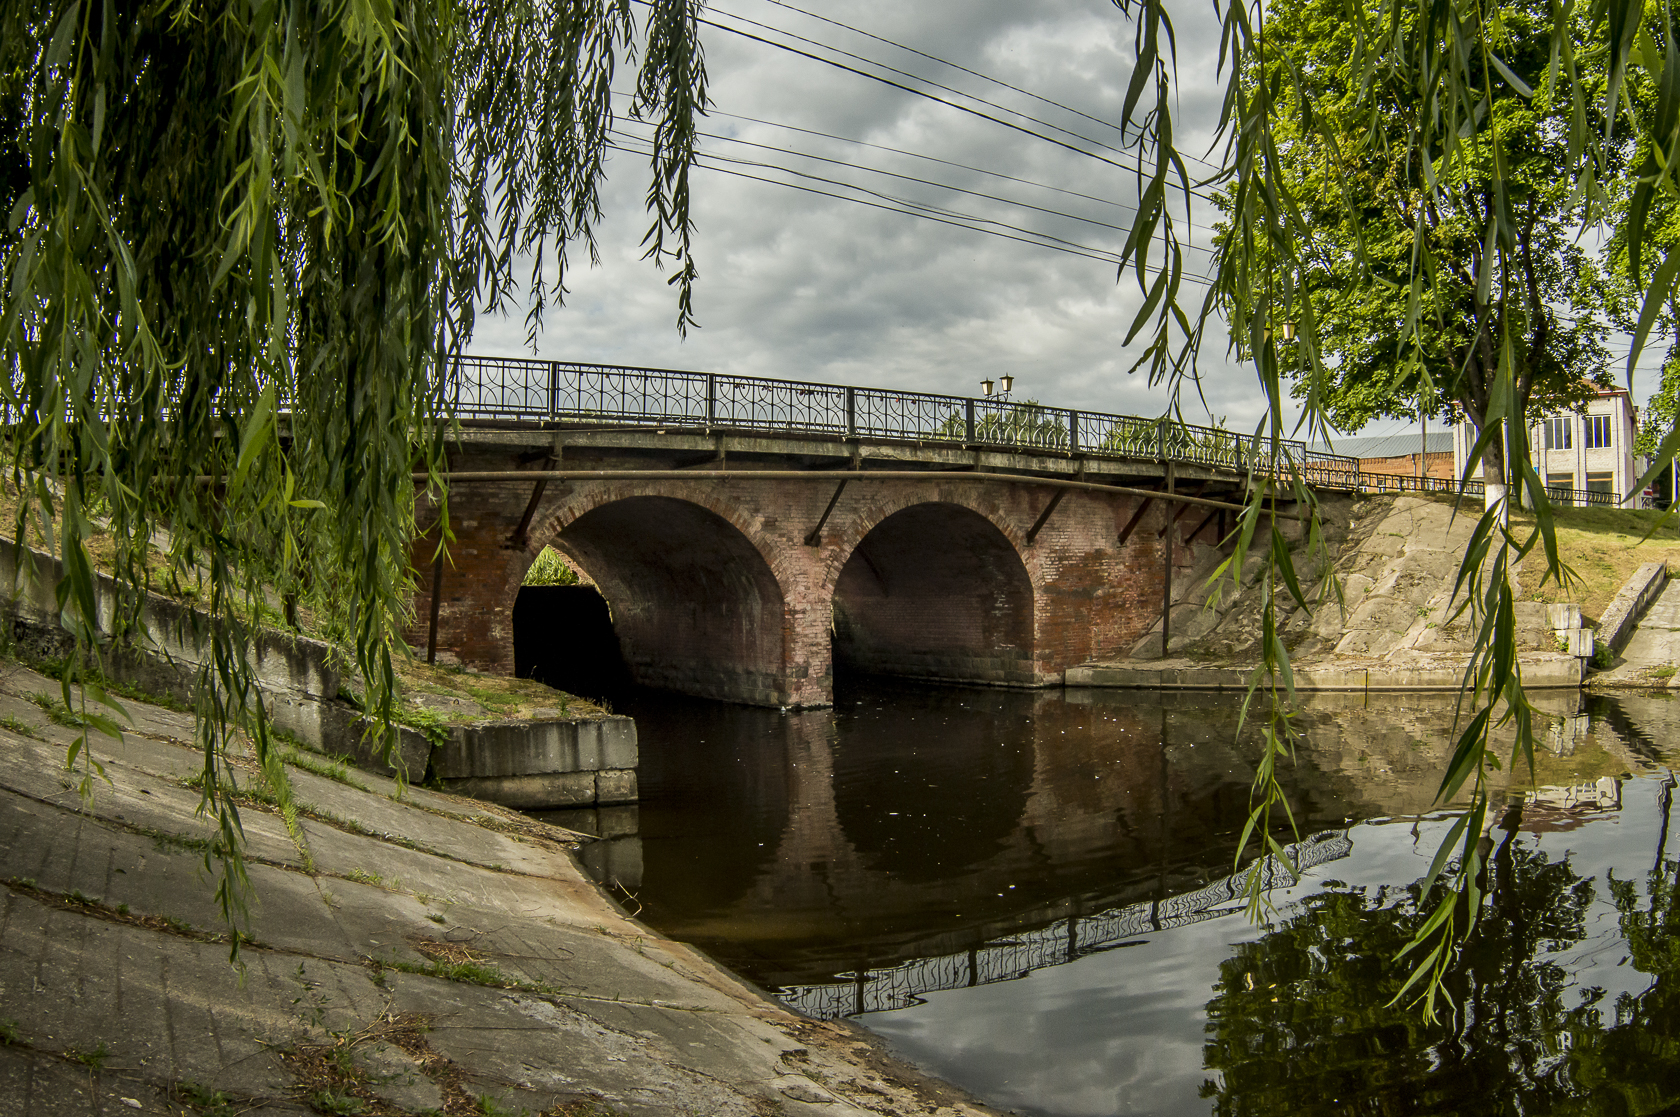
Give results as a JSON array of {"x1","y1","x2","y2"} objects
[{"x1": 447, "y1": 355, "x2": 1366, "y2": 488}]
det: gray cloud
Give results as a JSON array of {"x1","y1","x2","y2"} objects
[{"x1": 473, "y1": 0, "x2": 1293, "y2": 433}]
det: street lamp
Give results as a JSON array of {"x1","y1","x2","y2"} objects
[
  {"x1": 1281, "y1": 320, "x2": 1297, "y2": 342},
  {"x1": 981, "y1": 378, "x2": 995, "y2": 395}
]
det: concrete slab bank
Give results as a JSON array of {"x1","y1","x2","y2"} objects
[
  {"x1": 0, "y1": 661, "x2": 995, "y2": 1117},
  {"x1": 0, "y1": 539, "x2": 636, "y2": 809}
]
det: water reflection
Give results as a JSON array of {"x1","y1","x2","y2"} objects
[
  {"x1": 541, "y1": 682, "x2": 1680, "y2": 1116},
  {"x1": 1201, "y1": 784, "x2": 1680, "y2": 1116}
]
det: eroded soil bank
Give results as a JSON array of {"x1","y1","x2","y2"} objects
[{"x1": 0, "y1": 659, "x2": 996, "y2": 1117}]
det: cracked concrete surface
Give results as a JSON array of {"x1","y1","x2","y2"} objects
[{"x1": 0, "y1": 660, "x2": 996, "y2": 1117}]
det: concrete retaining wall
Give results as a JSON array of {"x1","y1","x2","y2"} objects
[
  {"x1": 1598, "y1": 562, "x2": 1670, "y2": 655},
  {"x1": 1066, "y1": 656, "x2": 1586, "y2": 690},
  {"x1": 0, "y1": 538, "x2": 635, "y2": 807}
]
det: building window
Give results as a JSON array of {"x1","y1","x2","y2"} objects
[
  {"x1": 1584, "y1": 414, "x2": 1613, "y2": 449},
  {"x1": 1547, "y1": 472, "x2": 1576, "y2": 505},
  {"x1": 1587, "y1": 471, "x2": 1615, "y2": 505},
  {"x1": 1544, "y1": 416, "x2": 1572, "y2": 450}
]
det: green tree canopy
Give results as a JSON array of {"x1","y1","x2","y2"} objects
[{"x1": 1213, "y1": 0, "x2": 1615, "y2": 465}]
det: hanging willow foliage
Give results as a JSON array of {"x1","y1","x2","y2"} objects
[
  {"x1": 1109, "y1": 0, "x2": 1680, "y2": 1017},
  {"x1": 0, "y1": 0, "x2": 706, "y2": 940}
]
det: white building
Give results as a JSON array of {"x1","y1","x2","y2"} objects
[{"x1": 1450, "y1": 389, "x2": 1644, "y2": 507}]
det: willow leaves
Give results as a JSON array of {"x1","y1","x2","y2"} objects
[
  {"x1": 0, "y1": 0, "x2": 708, "y2": 947},
  {"x1": 1109, "y1": 0, "x2": 1671, "y2": 1016}
]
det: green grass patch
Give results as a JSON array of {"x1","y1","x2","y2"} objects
[
  {"x1": 381, "y1": 955, "x2": 567, "y2": 997},
  {"x1": 307, "y1": 1090, "x2": 366, "y2": 1115},
  {"x1": 26, "y1": 692, "x2": 84, "y2": 728},
  {"x1": 1513, "y1": 504, "x2": 1680, "y2": 623},
  {"x1": 522, "y1": 546, "x2": 580, "y2": 586},
  {"x1": 64, "y1": 1042, "x2": 109, "y2": 1069},
  {"x1": 0, "y1": 714, "x2": 39, "y2": 739},
  {"x1": 172, "y1": 1082, "x2": 240, "y2": 1117},
  {"x1": 279, "y1": 745, "x2": 370, "y2": 791}
]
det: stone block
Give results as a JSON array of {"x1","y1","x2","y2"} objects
[
  {"x1": 442, "y1": 770, "x2": 597, "y2": 809},
  {"x1": 595, "y1": 769, "x2": 639, "y2": 805}
]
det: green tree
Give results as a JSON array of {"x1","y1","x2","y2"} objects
[
  {"x1": 1213, "y1": 0, "x2": 1614, "y2": 482},
  {"x1": 0, "y1": 0, "x2": 705, "y2": 933}
]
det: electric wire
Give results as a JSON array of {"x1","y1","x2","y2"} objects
[
  {"x1": 709, "y1": 3, "x2": 1221, "y2": 182},
  {"x1": 607, "y1": 118, "x2": 1224, "y2": 251},
  {"x1": 689, "y1": 122, "x2": 1230, "y2": 242},
  {"x1": 710, "y1": 108, "x2": 1158, "y2": 216},
  {"x1": 695, "y1": 12, "x2": 1218, "y2": 204},
  {"x1": 611, "y1": 135, "x2": 1217, "y2": 275},
  {"x1": 752, "y1": 0, "x2": 1226, "y2": 174}
]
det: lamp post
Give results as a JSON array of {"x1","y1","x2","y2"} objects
[{"x1": 982, "y1": 374, "x2": 1015, "y2": 403}]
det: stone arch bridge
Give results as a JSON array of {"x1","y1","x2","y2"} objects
[{"x1": 409, "y1": 357, "x2": 1374, "y2": 708}]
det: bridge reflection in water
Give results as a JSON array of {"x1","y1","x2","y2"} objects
[
  {"x1": 780, "y1": 829, "x2": 1352, "y2": 1020},
  {"x1": 540, "y1": 682, "x2": 1607, "y2": 1016}
]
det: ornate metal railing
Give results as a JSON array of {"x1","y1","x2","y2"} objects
[
  {"x1": 775, "y1": 829, "x2": 1352, "y2": 1020},
  {"x1": 446, "y1": 356, "x2": 1652, "y2": 507},
  {"x1": 448, "y1": 355, "x2": 1369, "y2": 487}
]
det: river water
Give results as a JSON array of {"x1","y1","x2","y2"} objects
[{"x1": 535, "y1": 681, "x2": 1680, "y2": 1116}]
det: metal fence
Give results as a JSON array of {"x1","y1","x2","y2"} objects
[
  {"x1": 446, "y1": 356, "x2": 1652, "y2": 507},
  {"x1": 1350, "y1": 470, "x2": 1647, "y2": 508},
  {"x1": 448, "y1": 355, "x2": 1367, "y2": 484},
  {"x1": 776, "y1": 829, "x2": 1353, "y2": 1020}
]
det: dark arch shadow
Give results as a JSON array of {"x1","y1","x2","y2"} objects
[
  {"x1": 832, "y1": 681, "x2": 1037, "y2": 884},
  {"x1": 535, "y1": 496, "x2": 790, "y2": 706},
  {"x1": 832, "y1": 502, "x2": 1034, "y2": 684}
]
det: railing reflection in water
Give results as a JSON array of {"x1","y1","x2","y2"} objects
[{"x1": 778, "y1": 829, "x2": 1353, "y2": 1020}]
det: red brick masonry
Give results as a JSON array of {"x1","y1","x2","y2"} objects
[{"x1": 411, "y1": 459, "x2": 1214, "y2": 707}]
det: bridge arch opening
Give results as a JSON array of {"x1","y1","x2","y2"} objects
[
  {"x1": 516, "y1": 496, "x2": 790, "y2": 706},
  {"x1": 832, "y1": 502, "x2": 1034, "y2": 685}
]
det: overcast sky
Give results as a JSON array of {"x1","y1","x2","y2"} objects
[{"x1": 466, "y1": 0, "x2": 1654, "y2": 443}]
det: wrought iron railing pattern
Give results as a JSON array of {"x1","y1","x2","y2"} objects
[
  {"x1": 449, "y1": 355, "x2": 1372, "y2": 485},
  {"x1": 446, "y1": 356, "x2": 1654, "y2": 507},
  {"x1": 776, "y1": 829, "x2": 1353, "y2": 1020}
]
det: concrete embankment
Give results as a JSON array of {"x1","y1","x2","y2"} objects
[
  {"x1": 0, "y1": 661, "x2": 995, "y2": 1116},
  {"x1": 0, "y1": 537, "x2": 637, "y2": 811},
  {"x1": 1071, "y1": 493, "x2": 1588, "y2": 690}
]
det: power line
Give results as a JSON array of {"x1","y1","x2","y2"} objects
[
  {"x1": 609, "y1": 133, "x2": 1182, "y2": 270},
  {"x1": 752, "y1": 0, "x2": 1224, "y2": 174},
  {"x1": 609, "y1": 117, "x2": 1223, "y2": 252},
  {"x1": 696, "y1": 12, "x2": 1217, "y2": 205},
  {"x1": 698, "y1": 110, "x2": 1230, "y2": 241},
  {"x1": 711, "y1": 109, "x2": 1150, "y2": 214},
  {"x1": 622, "y1": 144, "x2": 1129, "y2": 266},
  {"x1": 710, "y1": 4, "x2": 1221, "y2": 181}
]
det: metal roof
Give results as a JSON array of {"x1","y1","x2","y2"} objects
[{"x1": 1310, "y1": 431, "x2": 1455, "y2": 459}]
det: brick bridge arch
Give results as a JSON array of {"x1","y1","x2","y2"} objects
[
  {"x1": 826, "y1": 500, "x2": 1036, "y2": 685},
  {"x1": 413, "y1": 469, "x2": 1190, "y2": 708},
  {"x1": 538, "y1": 490, "x2": 793, "y2": 706}
]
